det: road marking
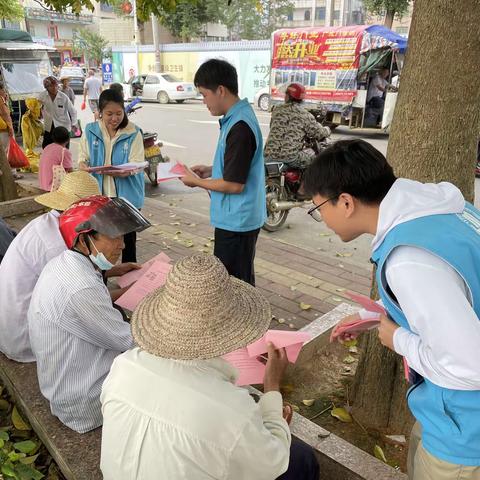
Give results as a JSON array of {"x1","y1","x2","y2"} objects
[{"x1": 189, "y1": 120, "x2": 218, "y2": 125}]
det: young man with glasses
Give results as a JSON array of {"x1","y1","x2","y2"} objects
[{"x1": 304, "y1": 139, "x2": 480, "y2": 480}]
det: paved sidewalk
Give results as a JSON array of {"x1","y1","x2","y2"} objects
[{"x1": 136, "y1": 197, "x2": 372, "y2": 330}]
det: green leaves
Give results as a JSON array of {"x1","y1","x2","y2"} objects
[
  {"x1": 330, "y1": 407, "x2": 353, "y2": 423},
  {"x1": 13, "y1": 441, "x2": 37, "y2": 455}
]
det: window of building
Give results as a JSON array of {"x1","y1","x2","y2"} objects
[
  {"x1": 315, "y1": 7, "x2": 326, "y2": 19},
  {"x1": 100, "y1": 2, "x2": 114, "y2": 11},
  {"x1": 333, "y1": 10, "x2": 340, "y2": 20},
  {"x1": 304, "y1": 9, "x2": 311, "y2": 21},
  {"x1": 287, "y1": 11, "x2": 293, "y2": 21},
  {"x1": 48, "y1": 25, "x2": 59, "y2": 40},
  {"x1": 28, "y1": 25, "x2": 35, "y2": 36}
]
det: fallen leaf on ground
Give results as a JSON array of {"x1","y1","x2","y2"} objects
[
  {"x1": 302, "y1": 399, "x2": 315, "y2": 407},
  {"x1": 331, "y1": 407, "x2": 352, "y2": 423},
  {"x1": 12, "y1": 406, "x2": 31, "y2": 431},
  {"x1": 335, "y1": 252, "x2": 353, "y2": 257},
  {"x1": 348, "y1": 346, "x2": 359, "y2": 354},
  {"x1": 299, "y1": 302, "x2": 311, "y2": 310},
  {"x1": 343, "y1": 355, "x2": 356, "y2": 364},
  {"x1": 343, "y1": 339, "x2": 358, "y2": 348},
  {"x1": 374, "y1": 445, "x2": 388, "y2": 463},
  {"x1": 277, "y1": 318, "x2": 285, "y2": 324}
]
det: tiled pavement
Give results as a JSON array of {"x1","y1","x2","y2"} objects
[{"x1": 135, "y1": 197, "x2": 372, "y2": 330}]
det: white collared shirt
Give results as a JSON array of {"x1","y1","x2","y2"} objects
[
  {"x1": 38, "y1": 90, "x2": 77, "y2": 132},
  {"x1": 101, "y1": 348, "x2": 291, "y2": 479},
  {"x1": 0, "y1": 211, "x2": 65, "y2": 362},
  {"x1": 28, "y1": 250, "x2": 134, "y2": 433}
]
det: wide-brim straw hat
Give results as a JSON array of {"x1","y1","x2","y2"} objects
[
  {"x1": 132, "y1": 254, "x2": 272, "y2": 360},
  {"x1": 35, "y1": 171, "x2": 101, "y2": 211}
]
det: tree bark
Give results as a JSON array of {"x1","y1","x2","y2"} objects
[
  {"x1": 0, "y1": 145, "x2": 18, "y2": 202},
  {"x1": 383, "y1": 9, "x2": 395, "y2": 29},
  {"x1": 351, "y1": 0, "x2": 480, "y2": 433}
]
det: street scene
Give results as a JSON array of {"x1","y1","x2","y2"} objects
[{"x1": 0, "y1": 0, "x2": 479, "y2": 479}]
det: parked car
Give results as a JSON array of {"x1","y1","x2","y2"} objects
[
  {"x1": 254, "y1": 86, "x2": 270, "y2": 111},
  {"x1": 59, "y1": 67, "x2": 85, "y2": 94},
  {"x1": 123, "y1": 73, "x2": 196, "y2": 104}
]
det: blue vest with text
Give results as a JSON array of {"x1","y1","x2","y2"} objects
[
  {"x1": 210, "y1": 99, "x2": 266, "y2": 232},
  {"x1": 372, "y1": 203, "x2": 480, "y2": 466},
  {"x1": 85, "y1": 122, "x2": 145, "y2": 209}
]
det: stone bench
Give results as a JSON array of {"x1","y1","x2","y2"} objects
[{"x1": 0, "y1": 304, "x2": 406, "y2": 480}]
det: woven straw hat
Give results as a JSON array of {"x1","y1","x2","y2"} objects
[
  {"x1": 35, "y1": 171, "x2": 101, "y2": 211},
  {"x1": 132, "y1": 254, "x2": 272, "y2": 360}
]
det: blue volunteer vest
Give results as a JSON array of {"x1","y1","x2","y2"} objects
[
  {"x1": 372, "y1": 202, "x2": 480, "y2": 466},
  {"x1": 211, "y1": 99, "x2": 266, "y2": 232},
  {"x1": 85, "y1": 122, "x2": 145, "y2": 209}
]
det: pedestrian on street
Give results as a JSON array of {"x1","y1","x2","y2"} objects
[
  {"x1": 308, "y1": 139, "x2": 480, "y2": 480},
  {"x1": 83, "y1": 69, "x2": 103, "y2": 120},
  {"x1": 59, "y1": 76, "x2": 76, "y2": 105},
  {"x1": 100, "y1": 254, "x2": 319, "y2": 480},
  {"x1": 37, "y1": 76, "x2": 77, "y2": 149},
  {"x1": 79, "y1": 88, "x2": 145, "y2": 263},
  {"x1": 180, "y1": 59, "x2": 266, "y2": 286}
]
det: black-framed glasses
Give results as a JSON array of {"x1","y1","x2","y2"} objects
[{"x1": 307, "y1": 197, "x2": 337, "y2": 222}]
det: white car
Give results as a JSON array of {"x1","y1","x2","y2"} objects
[
  {"x1": 122, "y1": 73, "x2": 196, "y2": 104},
  {"x1": 254, "y1": 86, "x2": 271, "y2": 111}
]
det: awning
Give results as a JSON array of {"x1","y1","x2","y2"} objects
[{"x1": 0, "y1": 41, "x2": 55, "y2": 52}]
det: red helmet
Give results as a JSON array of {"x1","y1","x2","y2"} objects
[
  {"x1": 59, "y1": 195, "x2": 151, "y2": 249},
  {"x1": 286, "y1": 83, "x2": 306, "y2": 101}
]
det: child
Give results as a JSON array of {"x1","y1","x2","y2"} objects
[
  {"x1": 304, "y1": 139, "x2": 480, "y2": 480},
  {"x1": 39, "y1": 126, "x2": 73, "y2": 191}
]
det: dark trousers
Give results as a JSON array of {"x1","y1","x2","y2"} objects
[
  {"x1": 213, "y1": 227, "x2": 260, "y2": 286},
  {"x1": 122, "y1": 231, "x2": 137, "y2": 263},
  {"x1": 277, "y1": 438, "x2": 320, "y2": 480},
  {"x1": 42, "y1": 127, "x2": 70, "y2": 150}
]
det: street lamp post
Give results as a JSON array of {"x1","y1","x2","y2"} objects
[{"x1": 132, "y1": 0, "x2": 140, "y2": 75}]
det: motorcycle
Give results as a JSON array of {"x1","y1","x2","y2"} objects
[
  {"x1": 126, "y1": 100, "x2": 169, "y2": 186},
  {"x1": 263, "y1": 138, "x2": 329, "y2": 232}
]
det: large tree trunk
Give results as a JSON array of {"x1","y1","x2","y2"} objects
[
  {"x1": 0, "y1": 146, "x2": 18, "y2": 202},
  {"x1": 351, "y1": 0, "x2": 480, "y2": 433},
  {"x1": 383, "y1": 9, "x2": 395, "y2": 29}
]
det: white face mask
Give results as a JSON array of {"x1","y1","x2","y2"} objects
[{"x1": 88, "y1": 238, "x2": 114, "y2": 271}]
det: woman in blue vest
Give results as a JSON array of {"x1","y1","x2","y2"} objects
[
  {"x1": 79, "y1": 89, "x2": 145, "y2": 262},
  {"x1": 305, "y1": 139, "x2": 480, "y2": 480}
]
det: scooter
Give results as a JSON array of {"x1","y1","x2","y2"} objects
[
  {"x1": 126, "y1": 99, "x2": 169, "y2": 186},
  {"x1": 263, "y1": 139, "x2": 329, "y2": 232}
]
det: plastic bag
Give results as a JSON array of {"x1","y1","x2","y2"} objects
[
  {"x1": 81, "y1": 101, "x2": 86, "y2": 111},
  {"x1": 70, "y1": 119, "x2": 82, "y2": 138},
  {"x1": 50, "y1": 148, "x2": 67, "y2": 192},
  {"x1": 7, "y1": 137, "x2": 29, "y2": 169}
]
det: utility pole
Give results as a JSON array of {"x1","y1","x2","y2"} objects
[
  {"x1": 151, "y1": 14, "x2": 161, "y2": 73},
  {"x1": 132, "y1": 0, "x2": 140, "y2": 75},
  {"x1": 311, "y1": 0, "x2": 316, "y2": 26}
]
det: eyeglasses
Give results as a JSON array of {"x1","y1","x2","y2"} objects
[{"x1": 307, "y1": 197, "x2": 337, "y2": 222}]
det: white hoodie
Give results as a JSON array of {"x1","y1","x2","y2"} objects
[{"x1": 373, "y1": 179, "x2": 480, "y2": 390}]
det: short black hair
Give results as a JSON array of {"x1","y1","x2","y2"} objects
[
  {"x1": 99, "y1": 89, "x2": 128, "y2": 130},
  {"x1": 194, "y1": 59, "x2": 238, "y2": 95},
  {"x1": 52, "y1": 126, "x2": 70, "y2": 144},
  {"x1": 304, "y1": 139, "x2": 397, "y2": 204},
  {"x1": 109, "y1": 83, "x2": 124, "y2": 95}
]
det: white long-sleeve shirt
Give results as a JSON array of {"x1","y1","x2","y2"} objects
[
  {"x1": 372, "y1": 178, "x2": 480, "y2": 391},
  {"x1": 28, "y1": 250, "x2": 134, "y2": 433},
  {"x1": 100, "y1": 348, "x2": 291, "y2": 479},
  {"x1": 38, "y1": 90, "x2": 77, "y2": 132}
]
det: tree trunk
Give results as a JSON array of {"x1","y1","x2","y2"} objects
[
  {"x1": 383, "y1": 9, "x2": 395, "y2": 29},
  {"x1": 351, "y1": 0, "x2": 480, "y2": 434},
  {"x1": 0, "y1": 145, "x2": 18, "y2": 202}
]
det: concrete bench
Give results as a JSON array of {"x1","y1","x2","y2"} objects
[{"x1": 0, "y1": 304, "x2": 406, "y2": 480}]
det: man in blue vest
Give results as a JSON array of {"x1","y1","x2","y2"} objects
[
  {"x1": 304, "y1": 139, "x2": 480, "y2": 480},
  {"x1": 181, "y1": 59, "x2": 266, "y2": 286}
]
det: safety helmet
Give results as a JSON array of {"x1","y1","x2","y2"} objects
[
  {"x1": 286, "y1": 83, "x2": 306, "y2": 101},
  {"x1": 59, "y1": 195, "x2": 151, "y2": 249}
]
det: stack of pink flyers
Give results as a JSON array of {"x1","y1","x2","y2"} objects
[
  {"x1": 223, "y1": 330, "x2": 311, "y2": 386},
  {"x1": 114, "y1": 253, "x2": 172, "y2": 312},
  {"x1": 156, "y1": 162, "x2": 187, "y2": 183},
  {"x1": 330, "y1": 292, "x2": 385, "y2": 341}
]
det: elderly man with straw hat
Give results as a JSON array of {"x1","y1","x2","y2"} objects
[
  {"x1": 28, "y1": 195, "x2": 151, "y2": 433},
  {"x1": 100, "y1": 254, "x2": 320, "y2": 480}
]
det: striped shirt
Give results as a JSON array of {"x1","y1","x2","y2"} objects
[{"x1": 28, "y1": 250, "x2": 134, "y2": 433}]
